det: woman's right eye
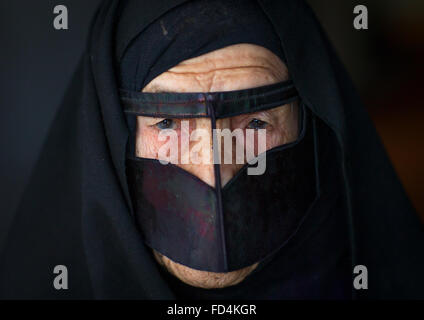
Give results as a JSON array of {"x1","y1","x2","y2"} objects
[{"x1": 155, "y1": 119, "x2": 176, "y2": 130}]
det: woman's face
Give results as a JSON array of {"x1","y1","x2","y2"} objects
[{"x1": 135, "y1": 44, "x2": 299, "y2": 289}]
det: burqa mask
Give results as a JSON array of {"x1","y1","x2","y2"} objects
[{"x1": 122, "y1": 80, "x2": 320, "y2": 272}]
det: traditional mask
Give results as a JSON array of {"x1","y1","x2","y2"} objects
[{"x1": 121, "y1": 80, "x2": 319, "y2": 272}]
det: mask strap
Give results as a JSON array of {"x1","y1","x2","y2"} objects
[
  {"x1": 207, "y1": 98, "x2": 229, "y2": 272},
  {"x1": 126, "y1": 114, "x2": 136, "y2": 158},
  {"x1": 120, "y1": 80, "x2": 298, "y2": 119}
]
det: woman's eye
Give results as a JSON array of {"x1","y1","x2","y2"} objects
[
  {"x1": 156, "y1": 119, "x2": 176, "y2": 130},
  {"x1": 246, "y1": 119, "x2": 268, "y2": 130}
]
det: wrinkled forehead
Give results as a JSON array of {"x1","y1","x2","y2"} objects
[{"x1": 142, "y1": 44, "x2": 290, "y2": 94}]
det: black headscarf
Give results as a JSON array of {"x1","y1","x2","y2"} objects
[
  {"x1": 1, "y1": 0, "x2": 423, "y2": 300},
  {"x1": 118, "y1": 0, "x2": 286, "y2": 91}
]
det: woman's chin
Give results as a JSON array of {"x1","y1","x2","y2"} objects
[{"x1": 153, "y1": 250, "x2": 258, "y2": 289}]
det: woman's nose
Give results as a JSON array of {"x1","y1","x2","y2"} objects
[{"x1": 178, "y1": 118, "x2": 246, "y2": 188}]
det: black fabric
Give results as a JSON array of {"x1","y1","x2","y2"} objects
[
  {"x1": 0, "y1": 0, "x2": 423, "y2": 300},
  {"x1": 117, "y1": 0, "x2": 286, "y2": 91}
]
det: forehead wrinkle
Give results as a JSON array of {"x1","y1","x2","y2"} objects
[
  {"x1": 167, "y1": 65, "x2": 278, "y2": 75},
  {"x1": 167, "y1": 53, "x2": 287, "y2": 82},
  {"x1": 144, "y1": 66, "x2": 281, "y2": 93},
  {"x1": 172, "y1": 44, "x2": 285, "y2": 71},
  {"x1": 142, "y1": 44, "x2": 289, "y2": 93}
]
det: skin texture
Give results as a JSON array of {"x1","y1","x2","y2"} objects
[{"x1": 136, "y1": 44, "x2": 298, "y2": 289}]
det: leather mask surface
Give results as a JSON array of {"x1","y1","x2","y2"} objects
[{"x1": 123, "y1": 81, "x2": 319, "y2": 272}]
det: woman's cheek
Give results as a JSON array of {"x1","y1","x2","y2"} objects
[
  {"x1": 267, "y1": 130, "x2": 283, "y2": 150},
  {"x1": 135, "y1": 128, "x2": 165, "y2": 159}
]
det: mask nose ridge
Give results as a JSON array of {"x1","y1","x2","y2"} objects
[{"x1": 215, "y1": 118, "x2": 245, "y2": 187}]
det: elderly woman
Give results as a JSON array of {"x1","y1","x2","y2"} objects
[{"x1": 1, "y1": 0, "x2": 423, "y2": 300}]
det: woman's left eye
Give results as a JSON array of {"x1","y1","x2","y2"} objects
[{"x1": 246, "y1": 119, "x2": 268, "y2": 130}]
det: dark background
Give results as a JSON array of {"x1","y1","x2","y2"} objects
[{"x1": 1, "y1": 1, "x2": 423, "y2": 251}]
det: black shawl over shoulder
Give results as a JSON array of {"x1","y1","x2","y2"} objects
[{"x1": 1, "y1": 0, "x2": 423, "y2": 299}]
